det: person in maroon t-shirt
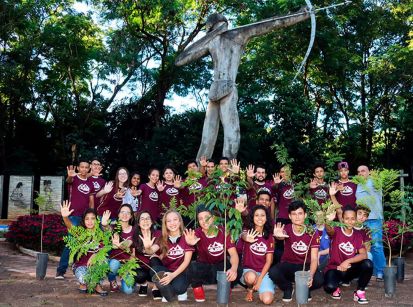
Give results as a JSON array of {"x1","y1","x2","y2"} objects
[
  {"x1": 180, "y1": 160, "x2": 205, "y2": 208},
  {"x1": 133, "y1": 210, "x2": 162, "y2": 299},
  {"x1": 246, "y1": 164, "x2": 275, "y2": 220},
  {"x1": 103, "y1": 204, "x2": 136, "y2": 294},
  {"x1": 332, "y1": 162, "x2": 358, "y2": 220},
  {"x1": 269, "y1": 200, "x2": 323, "y2": 303},
  {"x1": 60, "y1": 200, "x2": 109, "y2": 296},
  {"x1": 273, "y1": 165, "x2": 295, "y2": 223},
  {"x1": 89, "y1": 159, "x2": 106, "y2": 205},
  {"x1": 241, "y1": 205, "x2": 275, "y2": 305},
  {"x1": 323, "y1": 205, "x2": 373, "y2": 304},
  {"x1": 157, "y1": 166, "x2": 182, "y2": 211},
  {"x1": 149, "y1": 210, "x2": 194, "y2": 302},
  {"x1": 96, "y1": 167, "x2": 131, "y2": 220},
  {"x1": 184, "y1": 206, "x2": 239, "y2": 302},
  {"x1": 137, "y1": 168, "x2": 162, "y2": 223},
  {"x1": 129, "y1": 172, "x2": 141, "y2": 214},
  {"x1": 309, "y1": 164, "x2": 330, "y2": 206}
]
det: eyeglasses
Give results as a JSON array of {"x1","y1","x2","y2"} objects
[
  {"x1": 91, "y1": 162, "x2": 101, "y2": 166},
  {"x1": 120, "y1": 210, "x2": 131, "y2": 215},
  {"x1": 139, "y1": 217, "x2": 152, "y2": 222}
]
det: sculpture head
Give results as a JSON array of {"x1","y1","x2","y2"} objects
[{"x1": 206, "y1": 13, "x2": 228, "y2": 33}]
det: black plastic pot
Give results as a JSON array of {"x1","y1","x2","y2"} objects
[
  {"x1": 36, "y1": 252, "x2": 49, "y2": 280},
  {"x1": 216, "y1": 271, "x2": 231, "y2": 304},
  {"x1": 295, "y1": 271, "x2": 310, "y2": 304},
  {"x1": 151, "y1": 271, "x2": 177, "y2": 302},
  {"x1": 393, "y1": 257, "x2": 405, "y2": 283},
  {"x1": 384, "y1": 266, "x2": 396, "y2": 298}
]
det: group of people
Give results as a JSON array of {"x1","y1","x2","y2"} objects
[{"x1": 55, "y1": 157, "x2": 386, "y2": 304}]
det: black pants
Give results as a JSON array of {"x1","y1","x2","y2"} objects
[
  {"x1": 149, "y1": 257, "x2": 189, "y2": 295},
  {"x1": 189, "y1": 260, "x2": 242, "y2": 288},
  {"x1": 269, "y1": 262, "x2": 324, "y2": 292},
  {"x1": 274, "y1": 218, "x2": 291, "y2": 264},
  {"x1": 324, "y1": 259, "x2": 373, "y2": 293},
  {"x1": 135, "y1": 267, "x2": 151, "y2": 284}
]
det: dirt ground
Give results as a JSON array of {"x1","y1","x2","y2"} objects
[{"x1": 1, "y1": 241, "x2": 413, "y2": 307}]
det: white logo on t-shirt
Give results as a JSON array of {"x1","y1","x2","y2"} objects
[
  {"x1": 93, "y1": 181, "x2": 101, "y2": 191},
  {"x1": 314, "y1": 189, "x2": 327, "y2": 199},
  {"x1": 283, "y1": 188, "x2": 295, "y2": 199},
  {"x1": 292, "y1": 240, "x2": 308, "y2": 255},
  {"x1": 339, "y1": 241, "x2": 355, "y2": 256},
  {"x1": 207, "y1": 241, "x2": 224, "y2": 256},
  {"x1": 149, "y1": 191, "x2": 159, "y2": 201},
  {"x1": 341, "y1": 185, "x2": 353, "y2": 196},
  {"x1": 257, "y1": 186, "x2": 271, "y2": 194},
  {"x1": 167, "y1": 245, "x2": 184, "y2": 259},
  {"x1": 78, "y1": 184, "x2": 90, "y2": 195},
  {"x1": 166, "y1": 187, "x2": 179, "y2": 196},
  {"x1": 250, "y1": 242, "x2": 267, "y2": 256},
  {"x1": 189, "y1": 182, "x2": 203, "y2": 191}
]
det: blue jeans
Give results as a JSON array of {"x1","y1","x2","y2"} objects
[
  {"x1": 57, "y1": 216, "x2": 81, "y2": 275},
  {"x1": 365, "y1": 219, "x2": 386, "y2": 277},
  {"x1": 108, "y1": 259, "x2": 135, "y2": 294}
]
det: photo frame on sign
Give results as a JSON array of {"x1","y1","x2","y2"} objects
[
  {"x1": 8, "y1": 176, "x2": 33, "y2": 219},
  {"x1": 39, "y1": 176, "x2": 64, "y2": 214}
]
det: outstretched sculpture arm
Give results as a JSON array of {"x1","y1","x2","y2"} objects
[
  {"x1": 226, "y1": 8, "x2": 310, "y2": 44},
  {"x1": 175, "y1": 41, "x2": 209, "y2": 66}
]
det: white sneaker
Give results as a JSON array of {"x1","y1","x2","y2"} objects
[
  {"x1": 178, "y1": 291, "x2": 188, "y2": 301},
  {"x1": 161, "y1": 297, "x2": 167, "y2": 303}
]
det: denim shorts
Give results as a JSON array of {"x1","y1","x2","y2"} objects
[{"x1": 241, "y1": 269, "x2": 276, "y2": 294}]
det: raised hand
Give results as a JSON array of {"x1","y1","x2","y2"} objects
[
  {"x1": 103, "y1": 181, "x2": 114, "y2": 194},
  {"x1": 184, "y1": 229, "x2": 200, "y2": 246},
  {"x1": 101, "y1": 210, "x2": 111, "y2": 226},
  {"x1": 156, "y1": 180, "x2": 166, "y2": 192},
  {"x1": 116, "y1": 187, "x2": 126, "y2": 198},
  {"x1": 67, "y1": 165, "x2": 77, "y2": 177},
  {"x1": 336, "y1": 182, "x2": 344, "y2": 191},
  {"x1": 329, "y1": 182, "x2": 338, "y2": 196},
  {"x1": 246, "y1": 164, "x2": 255, "y2": 178},
  {"x1": 173, "y1": 175, "x2": 182, "y2": 189},
  {"x1": 309, "y1": 178, "x2": 318, "y2": 189},
  {"x1": 130, "y1": 186, "x2": 139, "y2": 197},
  {"x1": 273, "y1": 223, "x2": 289, "y2": 238},
  {"x1": 230, "y1": 159, "x2": 240, "y2": 174},
  {"x1": 235, "y1": 198, "x2": 247, "y2": 213},
  {"x1": 112, "y1": 233, "x2": 120, "y2": 248},
  {"x1": 200, "y1": 156, "x2": 208, "y2": 167},
  {"x1": 244, "y1": 229, "x2": 259, "y2": 243},
  {"x1": 139, "y1": 232, "x2": 156, "y2": 250},
  {"x1": 60, "y1": 200, "x2": 74, "y2": 217},
  {"x1": 273, "y1": 173, "x2": 282, "y2": 185}
]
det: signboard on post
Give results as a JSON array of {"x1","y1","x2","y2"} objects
[
  {"x1": 39, "y1": 176, "x2": 64, "y2": 214},
  {"x1": 7, "y1": 176, "x2": 33, "y2": 219}
]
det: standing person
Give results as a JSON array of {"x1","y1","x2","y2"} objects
[
  {"x1": 59, "y1": 201, "x2": 109, "y2": 296},
  {"x1": 133, "y1": 211, "x2": 162, "y2": 300},
  {"x1": 130, "y1": 172, "x2": 141, "y2": 214},
  {"x1": 181, "y1": 160, "x2": 206, "y2": 208},
  {"x1": 241, "y1": 205, "x2": 275, "y2": 304},
  {"x1": 323, "y1": 203, "x2": 373, "y2": 304},
  {"x1": 103, "y1": 204, "x2": 136, "y2": 294},
  {"x1": 157, "y1": 167, "x2": 182, "y2": 211},
  {"x1": 269, "y1": 201, "x2": 323, "y2": 303},
  {"x1": 149, "y1": 210, "x2": 194, "y2": 302},
  {"x1": 96, "y1": 167, "x2": 132, "y2": 220},
  {"x1": 333, "y1": 162, "x2": 357, "y2": 215},
  {"x1": 89, "y1": 159, "x2": 106, "y2": 205},
  {"x1": 138, "y1": 168, "x2": 162, "y2": 223},
  {"x1": 356, "y1": 165, "x2": 385, "y2": 281},
  {"x1": 56, "y1": 161, "x2": 94, "y2": 279},
  {"x1": 184, "y1": 207, "x2": 239, "y2": 302},
  {"x1": 309, "y1": 164, "x2": 329, "y2": 206}
]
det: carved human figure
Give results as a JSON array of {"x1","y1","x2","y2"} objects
[{"x1": 176, "y1": 9, "x2": 310, "y2": 160}]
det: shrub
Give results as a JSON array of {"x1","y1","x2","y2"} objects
[
  {"x1": 5, "y1": 214, "x2": 67, "y2": 255},
  {"x1": 384, "y1": 219, "x2": 413, "y2": 253}
]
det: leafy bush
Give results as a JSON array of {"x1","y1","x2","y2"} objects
[
  {"x1": 5, "y1": 214, "x2": 67, "y2": 255},
  {"x1": 384, "y1": 219, "x2": 413, "y2": 253}
]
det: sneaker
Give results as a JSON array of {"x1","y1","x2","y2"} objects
[
  {"x1": 161, "y1": 297, "x2": 167, "y2": 303},
  {"x1": 282, "y1": 289, "x2": 294, "y2": 302},
  {"x1": 376, "y1": 274, "x2": 384, "y2": 282},
  {"x1": 178, "y1": 291, "x2": 188, "y2": 301},
  {"x1": 55, "y1": 273, "x2": 65, "y2": 280},
  {"x1": 110, "y1": 280, "x2": 120, "y2": 292},
  {"x1": 308, "y1": 292, "x2": 312, "y2": 301},
  {"x1": 353, "y1": 290, "x2": 369, "y2": 304},
  {"x1": 341, "y1": 281, "x2": 351, "y2": 287},
  {"x1": 152, "y1": 289, "x2": 162, "y2": 300},
  {"x1": 193, "y1": 286, "x2": 206, "y2": 302},
  {"x1": 331, "y1": 287, "x2": 341, "y2": 300},
  {"x1": 138, "y1": 284, "x2": 148, "y2": 297}
]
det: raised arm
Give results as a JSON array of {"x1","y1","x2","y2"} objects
[{"x1": 175, "y1": 39, "x2": 209, "y2": 66}]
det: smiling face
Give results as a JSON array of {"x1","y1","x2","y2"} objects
[
  {"x1": 138, "y1": 212, "x2": 153, "y2": 230},
  {"x1": 78, "y1": 162, "x2": 90, "y2": 176},
  {"x1": 257, "y1": 193, "x2": 271, "y2": 208},
  {"x1": 118, "y1": 205, "x2": 132, "y2": 223},
  {"x1": 206, "y1": 161, "x2": 215, "y2": 176},
  {"x1": 131, "y1": 173, "x2": 140, "y2": 187},
  {"x1": 343, "y1": 210, "x2": 356, "y2": 229},
  {"x1": 339, "y1": 168, "x2": 349, "y2": 180},
  {"x1": 163, "y1": 168, "x2": 175, "y2": 182},
  {"x1": 84, "y1": 212, "x2": 96, "y2": 229},
  {"x1": 148, "y1": 169, "x2": 160, "y2": 184},
  {"x1": 91, "y1": 160, "x2": 102, "y2": 176},
  {"x1": 256, "y1": 167, "x2": 266, "y2": 182},
  {"x1": 313, "y1": 167, "x2": 325, "y2": 180},
  {"x1": 219, "y1": 159, "x2": 229, "y2": 173},
  {"x1": 165, "y1": 212, "x2": 181, "y2": 234},
  {"x1": 117, "y1": 168, "x2": 128, "y2": 185},
  {"x1": 253, "y1": 208, "x2": 267, "y2": 228},
  {"x1": 289, "y1": 208, "x2": 306, "y2": 226},
  {"x1": 198, "y1": 211, "x2": 214, "y2": 231}
]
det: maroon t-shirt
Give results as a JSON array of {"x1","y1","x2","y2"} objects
[
  {"x1": 274, "y1": 182, "x2": 295, "y2": 219},
  {"x1": 90, "y1": 175, "x2": 106, "y2": 204},
  {"x1": 354, "y1": 226, "x2": 371, "y2": 249},
  {"x1": 139, "y1": 183, "x2": 161, "y2": 221},
  {"x1": 109, "y1": 226, "x2": 135, "y2": 261},
  {"x1": 281, "y1": 224, "x2": 320, "y2": 264},
  {"x1": 74, "y1": 242, "x2": 101, "y2": 268},
  {"x1": 159, "y1": 183, "x2": 180, "y2": 210},
  {"x1": 325, "y1": 227, "x2": 364, "y2": 271},
  {"x1": 162, "y1": 236, "x2": 195, "y2": 271},
  {"x1": 97, "y1": 186, "x2": 123, "y2": 218},
  {"x1": 309, "y1": 184, "x2": 330, "y2": 206},
  {"x1": 194, "y1": 226, "x2": 235, "y2": 264},
  {"x1": 68, "y1": 175, "x2": 94, "y2": 216},
  {"x1": 181, "y1": 178, "x2": 205, "y2": 207},
  {"x1": 242, "y1": 232, "x2": 274, "y2": 272},
  {"x1": 335, "y1": 181, "x2": 357, "y2": 209},
  {"x1": 247, "y1": 181, "x2": 274, "y2": 209},
  {"x1": 135, "y1": 230, "x2": 161, "y2": 266}
]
